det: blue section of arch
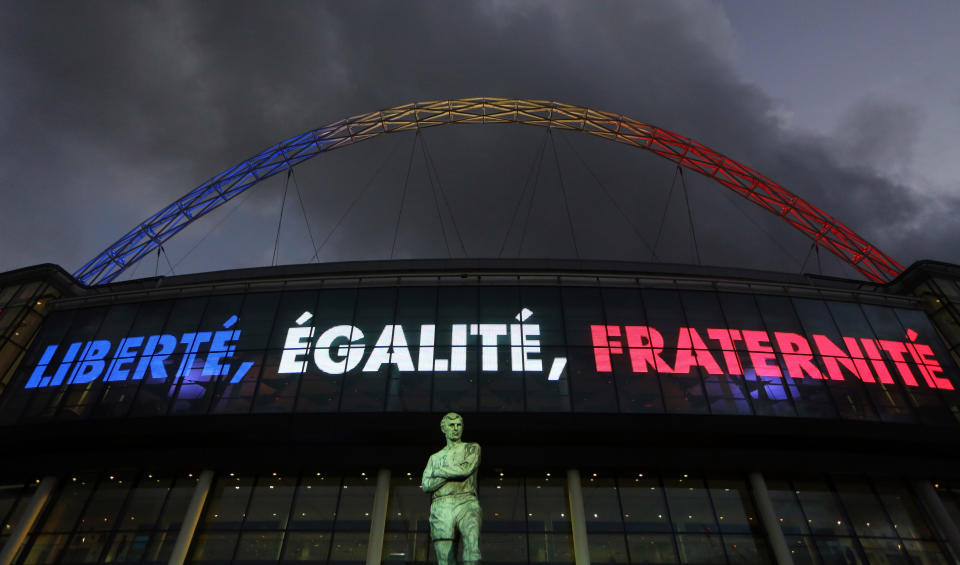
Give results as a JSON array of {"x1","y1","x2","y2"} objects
[{"x1": 74, "y1": 130, "x2": 334, "y2": 284}]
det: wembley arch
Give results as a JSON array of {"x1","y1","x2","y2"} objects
[{"x1": 73, "y1": 97, "x2": 905, "y2": 285}]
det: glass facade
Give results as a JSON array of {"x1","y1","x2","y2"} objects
[
  {"x1": 2, "y1": 267, "x2": 960, "y2": 564},
  {"x1": 0, "y1": 285, "x2": 957, "y2": 426},
  {"x1": 16, "y1": 471, "x2": 198, "y2": 564},
  {"x1": 5, "y1": 470, "x2": 960, "y2": 564},
  {"x1": 581, "y1": 473, "x2": 769, "y2": 564},
  {"x1": 0, "y1": 280, "x2": 60, "y2": 396},
  {"x1": 767, "y1": 476, "x2": 953, "y2": 564}
]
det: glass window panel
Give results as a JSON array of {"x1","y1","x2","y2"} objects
[
  {"x1": 0, "y1": 306, "x2": 24, "y2": 337},
  {"x1": 296, "y1": 369, "x2": 344, "y2": 414},
  {"x1": 873, "y1": 480, "x2": 936, "y2": 540},
  {"x1": 525, "y1": 346, "x2": 570, "y2": 413},
  {"x1": 14, "y1": 282, "x2": 42, "y2": 302},
  {"x1": 625, "y1": 532, "x2": 676, "y2": 564},
  {"x1": 569, "y1": 347, "x2": 617, "y2": 413},
  {"x1": 479, "y1": 532, "x2": 527, "y2": 563},
  {"x1": 11, "y1": 310, "x2": 43, "y2": 346},
  {"x1": 601, "y1": 287, "x2": 645, "y2": 327},
  {"x1": 479, "y1": 346, "x2": 523, "y2": 412},
  {"x1": 189, "y1": 531, "x2": 240, "y2": 562},
  {"x1": 660, "y1": 366, "x2": 708, "y2": 415},
  {"x1": 77, "y1": 472, "x2": 133, "y2": 532},
  {"x1": 435, "y1": 287, "x2": 478, "y2": 346},
  {"x1": 707, "y1": 479, "x2": 759, "y2": 535},
  {"x1": 126, "y1": 300, "x2": 173, "y2": 336},
  {"x1": 861, "y1": 304, "x2": 908, "y2": 340},
  {"x1": 202, "y1": 475, "x2": 254, "y2": 530},
  {"x1": 433, "y1": 351, "x2": 478, "y2": 413},
  {"x1": 339, "y1": 359, "x2": 388, "y2": 412},
  {"x1": 142, "y1": 530, "x2": 178, "y2": 564},
  {"x1": 234, "y1": 293, "x2": 282, "y2": 350},
  {"x1": 896, "y1": 308, "x2": 960, "y2": 386},
  {"x1": 91, "y1": 377, "x2": 142, "y2": 420},
  {"x1": 211, "y1": 349, "x2": 264, "y2": 415},
  {"x1": 254, "y1": 350, "x2": 299, "y2": 414},
  {"x1": 664, "y1": 477, "x2": 720, "y2": 534},
  {"x1": 118, "y1": 475, "x2": 173, "y2": 532},
  {"x1": 60, "y1": 531, "x2": 110, "y2": 563},
  {"x1": 675, "y1": 533, "x2": 725, "y2": 564},
  {"x1": 481, "y1": 475, "x2": 526, "y2": 532},
  {"x1": 719, "y1": 293, "x2": 766, "y2": 330},
  {"x1": 127, "y1": 354, "x2": 181, "y2": 417},
  {"x1": 859, "y1": 537, "x2": 909, "y2": 564},
  {"x1": 235, "y1": 531, "x2": 284, "y2": 563},
  {"x1": 826, "y1": 301, "x2": 876, "y2": 338},
  {"x1": 104, "y1": 531, "x2": 157, "y2": 563},
  {"x1": 721, "y1": 533, "x2": 770, "y2": 565},
  {"x1": 766, "y1": 480, "x2": 811, "y2": 535},
  {"x1": 783, "y1": 535, "x2": 819, "y2": 565},
  {"x1": 39, "y1": 473, "x2": 97, "y2": 532},
  {"x1": 353, "y1": 288, "x2": 397, "y2": 339},
  {"x1": 267, "y1": 291, "x2": 322, "y2": 351},
  {"x1": 385, "y1": 474, "x2": 430, "y2": 533},
  {"x1": 335, "y1": 473, "x2": 376, "y2": 531},
  {"x1": 902, "y1": 540, "x2": 952, "y2": 565},
  {"x1": 521, "y1": 286, "x2": 565, "y2": 346},
  {"x1": 385, "y1": 354, "x2": 431, "y2": 408},
  {"x1": 525, "y1": 473, "x2": 570, "y2": 534},
  {"x1": 641, "y1": 289, "x2": 687, "y2": 343},
  {"x1": 528, "y1": 532, "x2": 573, "y2": 564},
  {"x1": 793, "y1": 479, "x2": 853, "y2": 536},
  {"x1": 328, "y1": 531, "x2": 368, "y2": 563},
  {"x1": 23, "y1": 533, "x2": 70, "y2": 565},
  {"x1": 703, "y1": 372, "x2": 754, "y2": 415},
  {"x1": 833, "y1": 478, "x2": 896, "y2": 538},
  {"x1": 615, "y1": 365, "x2": 665, "y2": 414},
  {"x1": 0, "y1": 483, "x2": 33, "y2": 531},
  {"x1": 290, "y1": 473, "x2": 339, "y2": 531},
  {"x1": 157, "y1": 475, "x2": 200, "y2": 531},
  {"x1": 61, "y1": 307, "x2": 109, "y2": 347},
  {"x1": 0, "y1": 284, "x2": 19, "y2": 306},
  {"x1": 245, "y1": 473, "x2": 296, "y2": 530},
  {"x1": 681, "y1": 291, "x2": 727, "y2": 329},
  {"x1": 161, "y1": 297, "x2": 208, "y2": 337},
  {"x1": 563, "y1": 287, "x2": 605, "y2": 346},
  {"x1": 383, "y1": 473, "x2": 431, "y2": 563},
  {"x1": 95, "y1": 303, "x2": 140, "y2": 344},
  {"x1": 282, "y1": 531, "x2": 332, "y2": 562},
  {"x1": 198, "y1": 294, "x2": 245, "y2": 332},
  {"x1": 582, "y1": 476, "x2": 624, "y2": 532},
  {"x1": 479, "y1": 286, "x2": 520, "y2": 325},
  {"x1": 619, "y1": 476, "x2": 672, "y2": 533}
]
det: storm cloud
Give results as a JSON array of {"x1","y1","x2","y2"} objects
[{"x1": 0, "y1": 1, "x2": 956, "y2": 281}]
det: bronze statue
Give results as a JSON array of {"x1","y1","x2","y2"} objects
[{"x1": 421, "y1": 413, "x2": 482, "y2": 565}]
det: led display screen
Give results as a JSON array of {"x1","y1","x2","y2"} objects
[{"x1": 1, "y1": 286, "x2": 957, "y2": 424}]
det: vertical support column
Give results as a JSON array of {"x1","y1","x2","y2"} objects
[
  {"x1": 0, "y1": 477, "x2": 57, "y2": 565},
  {"x1": 365, "y1": 468, "x2": 391, "y2": 565},
  {"x1": 748, "y1": 472, "x2": 793, "y2": 565},
  {"x1": 566, "y1": 469, "x2": 590, "y2": 565},
  {"x1": 914, "y1": 480, "x2": 960, "y2": 558},
  {"x1": 168, "y1": 470, "x2": 214, "y2": 565}
]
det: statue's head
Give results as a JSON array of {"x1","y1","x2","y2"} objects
[{"x1": 440, "y1": 412, "x2": 463, "y2": 442}]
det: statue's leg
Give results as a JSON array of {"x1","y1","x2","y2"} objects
[
  {"x1": 431, "y1": 498, "x2": 457, "y2": 565},
  {"x1": 434, "y1": 540, "x2": 456, "y2": 565},
  {"x1": 459, "y1": 497, "x2": 482, "y2": 564}
]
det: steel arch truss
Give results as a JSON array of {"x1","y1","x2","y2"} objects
[{"x1": 74, "y1": 98, "x2": 904, "y2": 285}]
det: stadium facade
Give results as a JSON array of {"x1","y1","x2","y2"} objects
[
  {"x1": 3, "y1": 99, "x2": 960, "y2": 565},
  {"x1": 2, "y1": 257, "x2": 960, "y2": 565}
]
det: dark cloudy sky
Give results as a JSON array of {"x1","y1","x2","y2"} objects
[{"x1": 1, "y1": 1, "x2": 958, "y2": 282}]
